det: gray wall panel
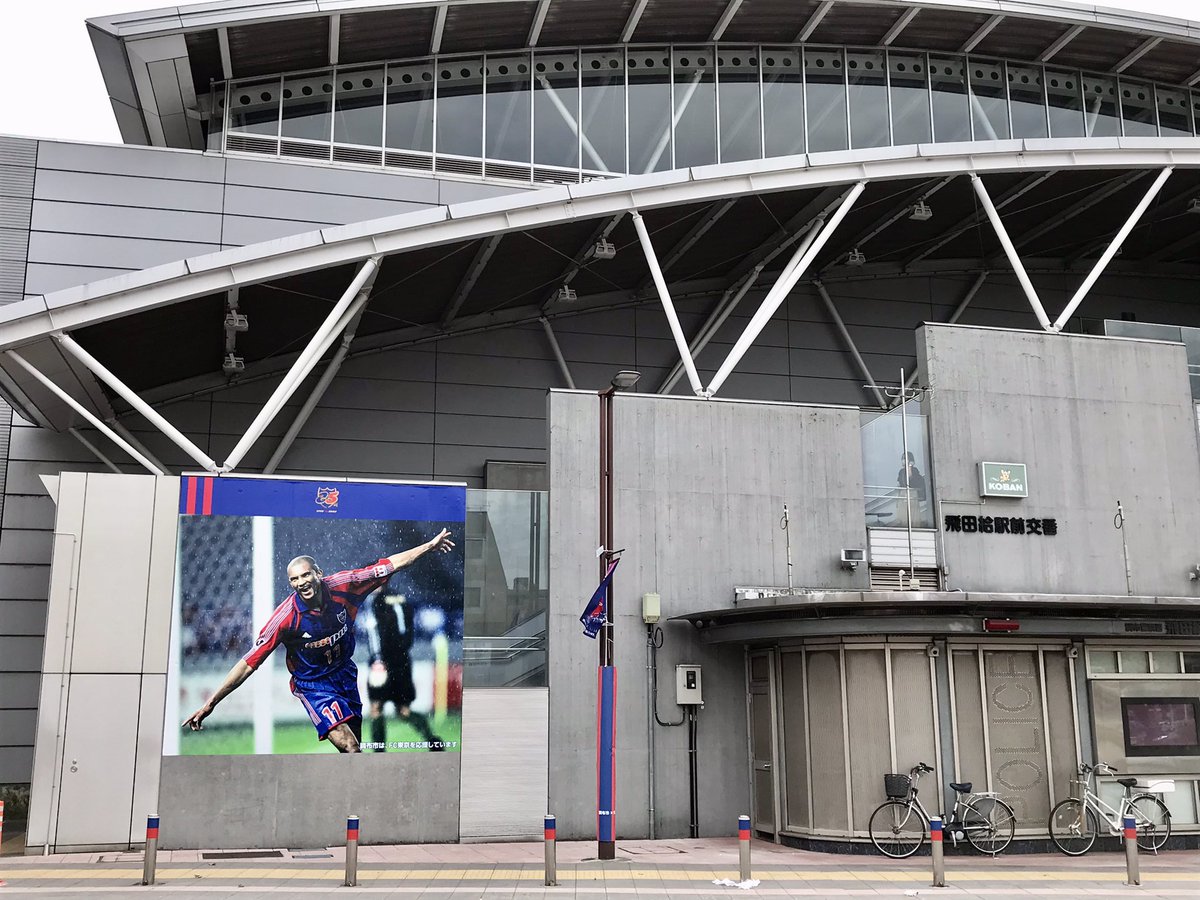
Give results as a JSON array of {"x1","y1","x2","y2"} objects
[
  {"x1": 221, "y1": 185, "x2": 426, "y2": 224},
  {"x1": 0, "y1": 709, "x2": 38, "y2": 737},
  {"x1": 35, "y1": 142, "x2": 225, "y2": 183},
  {"x1": 31, "y1": 201, "x2": 224, "y2": 244},
  {"x1": 33, "y1": 169, "x2": 225, "y2": 213},
  {"x1": 0, "y1": 636, "x2": 44, "y2": 671},
  {"x1": 224, "y1": 157, "x2": 442, "y2": 204},
  {"x1": 0, "y1": 564, "x2": 50, "y2": 600},
  {"x1": 219, "y1": 215, "x2": 337, "y2": 246},
  {"x1": 0, "y1": 746, "x2": 34, "y2": 782},
  {"x1": 26, "y1": 232, "x2": 220, "y2": 271},
  {"x1": 24, "y1": 263, "x2": 135, "y2": 296},
  {"x1": 0, "y1": 672, "x2": 40, "y2": 708},
  {"x1": 0, "y1": 601, "x2": 47, "y2": 636}
]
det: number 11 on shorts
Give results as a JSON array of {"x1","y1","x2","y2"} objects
[{"x1": 321, "y1": 701, "x2": 344, "y2": 726}]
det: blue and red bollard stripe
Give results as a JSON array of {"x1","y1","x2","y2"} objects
[
  {"x1": 738, "y1": 816, "x2": 751, "y2": 840},
  {"x1": 146, "y1": 816, "x2": 160, "y2": 841},
  {"x1": 1123, "y1": 815, "x2": 1137, "y2": 841},
  {"x1": 544, "y1": 815, "x2": 556, "y2": 841},
  {"x1": 347, "y1": 817, "x2": 360, "y2": 841},
  {"x1": 930, "y1": 818, "x2": 943, "y2": 841}
]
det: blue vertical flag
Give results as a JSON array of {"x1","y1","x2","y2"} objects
[{"x1": 580, "y1": 559, "x2": 620, "y2": 638}]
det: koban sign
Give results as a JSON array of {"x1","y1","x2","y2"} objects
[{"x1": 979, "y1": 461, "x2": 1028, "y2": 498}]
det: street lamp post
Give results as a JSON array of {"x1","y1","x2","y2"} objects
[{"x1": 597, "y1": 370, "x2": 640, "y2": 861}]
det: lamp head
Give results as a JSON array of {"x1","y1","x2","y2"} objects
[{"x1": 611, "y1": 370, "x2": 642, "y2": 391}]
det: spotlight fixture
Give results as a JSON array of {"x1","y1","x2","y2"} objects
[
  {"x1": 557, "y1": 284, "x2": 579, "y2": 303},
  {"x1": 592, "y1": 238, "x2": 617, "y2": 260},
  {"x1": 223, "y1": 311, "x2": 249, "y2": 332},
  {"x1": 910, "y1": 201, "x2": 933, "y2": 222},
  {"x1": 846, "y1": 248, "x2": 866, "y2": 267},
  {"x1": 1187, "y1": 198, "x2": 1200, "y2": 215},
  {"x1": 222, "y1": 353, "x2": 245, "y2": 375},
  {"x1": 610, "y1": 370, "x2": 642, "y2": 391}
]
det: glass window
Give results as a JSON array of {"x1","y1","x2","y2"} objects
[
  {"x1": 1120, "y1": 79, "x2": 1157, "y2": 137},
  {"x1": 889, "y1": 52, "x2": 930, "y2": 145},
  {"x1": 438, "y1": 57, "x2": 484, "y2": 159},
  {"x1": 1046, "y1": 69, "x2": 1085, "y2": 138},
  {"x1": 1151, "y1": 651, "x2": 1182, "y2": 674},
  {"x1": 930, "y1": 56, "x2": 969, "y2": 142},
  {"x1": 718, "y1": 48, "x2": 761, "y2": 163},
  {"x1": 1119, "y1": 650, "x2": 1150, "y2": 674},
  {"x1": 1089, "y1": 650, "x2": 1117, "y2": 673},
  {"x1": 534, "y1": 51, "x2": 580, "y2": 171},
  {"x1": 385, "y1": 62, "x2": 435, "y2": 153},
  {"x1": 762, "y1": 48, "x2": 804, "y2": 157},
  {"x1": 969, "y1": 59, "x2": 1009, "y2": 140},
  {"x1": 673, "y1": 49, "x2": 717, "y2": 168},
  {"x1": 282, "y1": 72, "x2": 333, "y2": 141},
  {"x1": 333, "y1": 66, "x2": 384, "y2": 147},
  {"x1": 203, "y1": 85, "x2": 226, "y2": 151},
  {"x1": 229, "y1": 78, "x2": 280, "y2": 136},
  {"x1": 1082, "y1": 74, "x2": 1121, "y2": 137},
  {"x1": 1008, "y1": 63, "x2": 1048, "y2": 138},
  {"x1": 628, "y1": 49, "x2": 672, "y2": 174},
  {"x1": 579, "y1": 50, "x2": 626, "y2": 175},
  {"x1": 805, "y1": 47, "x2": 848, "y2": 152},
  {"x1": 1183, "y1": 652, "x2": 1200, "y2": 674},
  {"x1": 860, "y1": 402, "x2": 933, "y2": 529},
  {"x1": 1156, "y1": 86, "x2": 1192, "y2": 137},
  {"x1": 485, "y1": 54, "x2": 531, "y2": 165},
  {"x1": 847, "y1": 50, "x2": 889, "y2": 149}
]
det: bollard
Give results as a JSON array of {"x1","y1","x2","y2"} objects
[
  {"x1": 345, "y1": 816, "x2": 359, "y2": 887},
  {"x1": 142, "y1": 814, "x2": 159, "y2": 886},
  {"x1": 738, "y1": 815, "x2": 752, "y2": 882},
  {"x1": 0, "y1": 800, "x2": 5, "y2": 852},
  {"x1": 1123, "y1": 815, "x2": 1140, "y2": 886},
  {"x1": 544, "y1": 814, "x2": 557, "y2": 886},
  {"x1": 929, "y1": 816, "x2": 945, "y2": 888}
]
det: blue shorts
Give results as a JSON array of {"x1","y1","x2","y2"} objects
[{"x1": 292, "y1": 670, "x2": 362, "y2": 739}]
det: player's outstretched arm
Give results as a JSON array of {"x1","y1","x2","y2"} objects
[
  {"x1": 386, "y1": 528, "x2": 455, "y2": 569},
  {"x1": 182, "y1": 659, "x2": 253, "y2": 730}
]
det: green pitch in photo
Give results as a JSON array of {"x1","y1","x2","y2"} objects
[{"x1": 181, "y1": 713, "x2": 463, "y2": 755}]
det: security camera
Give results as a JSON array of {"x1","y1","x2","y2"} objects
[
  {"x1": 1067, "y1": 647, "x2": 1080, "y2": 659},
  {"x1": 927, "y1": 644, "x2": 940, "y2": 658}
]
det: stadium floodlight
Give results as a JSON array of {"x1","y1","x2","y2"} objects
[
  {"x1": 1187, "y1": 198, "x2": 1200, "y2": 214},
  {"x1": 910, "y1": 201, "x2": 933, "y2": 222},
  {"x1": 224, "y1": 312, "x2": 249, "y2": 332},
  {"x1": 557, "y1": 284, "x2": 579, "y2": 303},
  {"x1": 846, "y1": 248, "x2": 867, "y2": 266},
  {"x1": 593, "y1": 238, "x2": 617, "y2": 260},
  {"x1": 222, "y1": 353, "x2": 245, "y2": 375}
]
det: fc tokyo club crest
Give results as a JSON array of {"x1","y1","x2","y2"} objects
[
  {"x1": 337, "y1": 608, "x2": 348, "y2": 625},
  {"x1": 315, "y1": 486, "x2": 340, "y2": 514}
]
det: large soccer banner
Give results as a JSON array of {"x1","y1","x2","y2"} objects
[{"x1": 164, "y1": 476, "x2": 465, "y2": 756}]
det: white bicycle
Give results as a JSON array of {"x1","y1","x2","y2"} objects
[{"x1": 1048, "y1": 762, "x2": 1171, "y2": 856}]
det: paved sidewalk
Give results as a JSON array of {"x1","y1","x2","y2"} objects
[{"x1": 2, "y1": 838, "x2": 1197, "y2": 899}]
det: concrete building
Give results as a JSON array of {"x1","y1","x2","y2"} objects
[{"x1": 2, "y1": 0, "x2": 1200, "y2": 854}]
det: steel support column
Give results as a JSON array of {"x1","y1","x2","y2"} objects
[
  {"x1": 897, "y1": 271, "x2": 989, "y2": 401},
  {"x1": 814, "y1": 280, "x2": 887, "y2": 409},
  {"x1": 707, "y1": 181, "x2": 866, "y2": 397},
  {"x1": 6, "y1": 350, "x2": 164, "y2": 475},
  {"x1": 108, "y1": 419, "x2": 168, "y2": 474},
  {"x1": 1052, "y1": 166, "x2": 1174, "y2": 332},
  {"x1": 539, "y1": 317, "x2": 577, "y2": 389},
  {"x1": 631, "y1": 212, "x2": 706, "y2": 396},
  {"x1": 69, "y1": 427, "x2": 123, "y2": 474},
  {"x1": 969, "y1": 174, "x2": 1054, "y2": 331},
  {"x1": 53, "y1": 332, "x2": 220, "y2": 472}
]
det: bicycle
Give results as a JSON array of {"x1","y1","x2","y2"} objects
[
  {"x1": 1047, "y1": 762, "x2": 1171, "y2": 856},
  {"x1": 868, "y1": 762, "x2": 1017, "y2": 858}
]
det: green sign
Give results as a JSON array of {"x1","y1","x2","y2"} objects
[{"x1": 979, "y1": 461, "x2": 1028, "y2": 498}]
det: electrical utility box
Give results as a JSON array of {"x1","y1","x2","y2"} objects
[{"x1": 675, "y1": 664, "x2": 703, "y2": 705}]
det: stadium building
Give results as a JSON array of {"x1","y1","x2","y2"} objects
[{"x1": 2, "y1": 0, "x2": 1200, "y2": 855}]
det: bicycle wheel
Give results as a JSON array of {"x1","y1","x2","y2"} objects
[
  {"x1": 1128, "y1": 794, "x2": 1171, "y2": 851},
  {"x1": 964, "y1": 797, "x2": 1016, "y2": 855},
  {"x1": 1048, "y1": 799, "x2": 1099, "y2": 856},
  {"x1": 869, "y1": 799, "x2": 927, "y2": 858}
]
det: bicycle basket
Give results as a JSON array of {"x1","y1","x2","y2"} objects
[{"x1": 884, "y1": 773, "x2": 911, "y2": 799}]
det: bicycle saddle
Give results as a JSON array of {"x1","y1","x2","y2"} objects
[
  {"x1": 1118, "y1": 777, "x2": 1139, "y2": 788},
  {"x1": 950, "y1": 782, "x2": 972, "y2": 793}
]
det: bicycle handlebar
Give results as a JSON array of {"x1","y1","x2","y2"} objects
[
  {"x1": 1080, "y1": 762, "x2": 1117, "y2": 776},
  {"x1": 911, "y1": 762, "x2": 934, "y2": 774}
]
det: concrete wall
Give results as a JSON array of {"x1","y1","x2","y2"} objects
[
  {"x1": 546, "y1": 390, "x2": 866, "y2": 840},
  {"x1": 919, "y1": 324, "x2": 1200, "y2": 598}
]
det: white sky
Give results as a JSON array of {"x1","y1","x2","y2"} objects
[{"x1": 0, "y1": 0, "x2": 1196, "y2": 144}]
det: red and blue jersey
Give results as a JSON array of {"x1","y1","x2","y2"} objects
[{"x1": 242, "y1": 559, "x2": 395, "y2": 685}]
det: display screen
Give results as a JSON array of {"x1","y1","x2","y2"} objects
[
  {"x1": 1121, "y1": 697, "x2": 1200, "y2": 756},
  {"x1": 166, "y1": 476, "x2": 465, "y2": 756}
]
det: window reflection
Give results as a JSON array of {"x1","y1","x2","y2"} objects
[
  {"x1": 1046, "y1": 69, "x2": 1085, "y2": 138},
  {"x1": 438, "y1": 58, "x2": 484, "y2": 159},
  {"x1": 1082, "y1": 74, "x2": 1121, "y2": 137},
  {"x1": 282, "y1": 73, "x2": 332, "y2": 141},
  {"x1": 486, "y1": 54, "x2": 532, "y2": 167},
  {"x1": 848, "y1": 50, "x2": 889, "y2": 149},
  {"x1": 580, "y1": 50, "x2": 626, "y2": 175},
  {"x1": 889, "y1": 53, "x2": 930, "y2": 145},
  {"x1": 334, "y1": 67, "x2": 384, "y2": 147},
  {"x1": 628, "y1": 50, "x2": 672, "y2": 173},
  {"x1": 229, "y1": 78, "x2": 280, "y2": 136},
  {"x1": 385, "y1": 62, "x2": 435, "y2": 153},
  {"x1": 673, "y1": 49, "x2": 717, "y2": 168},
  {"x1": 930, "y1": 57, "x2": 969, "y2": 142},
  {"x1": 806, "y1": 47, "x2": 848, "y2": 152},
  {"x1": 970, "y1": 59, "x2": 1009, "y2": 140},
  {"x1": 1008, "y1": 63, "x2": 1047, "y2": 139},
  {"x1": 719, "y1": 48, "x2": 761, "y2": 163},
  {"x1": 1157, "y1": 86, "x2": 1192, "y2": 138},
  {"x1": 1120, "y1": 79, "x2": 1157, "y2": 137},
  {"x1": 763, "y1": 49, "x2": 804, "y2": 157},
  {"x1": 534, "y1": 51, "x2": 580, "y2": 171}
]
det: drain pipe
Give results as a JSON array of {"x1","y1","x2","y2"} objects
[{"x1": 647, "y1": 624, "x2": 656, "y2": 839}]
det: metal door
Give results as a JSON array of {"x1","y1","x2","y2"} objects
[{"x1": 748, "y1": 650, "x2": 780, "y2": 837}]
